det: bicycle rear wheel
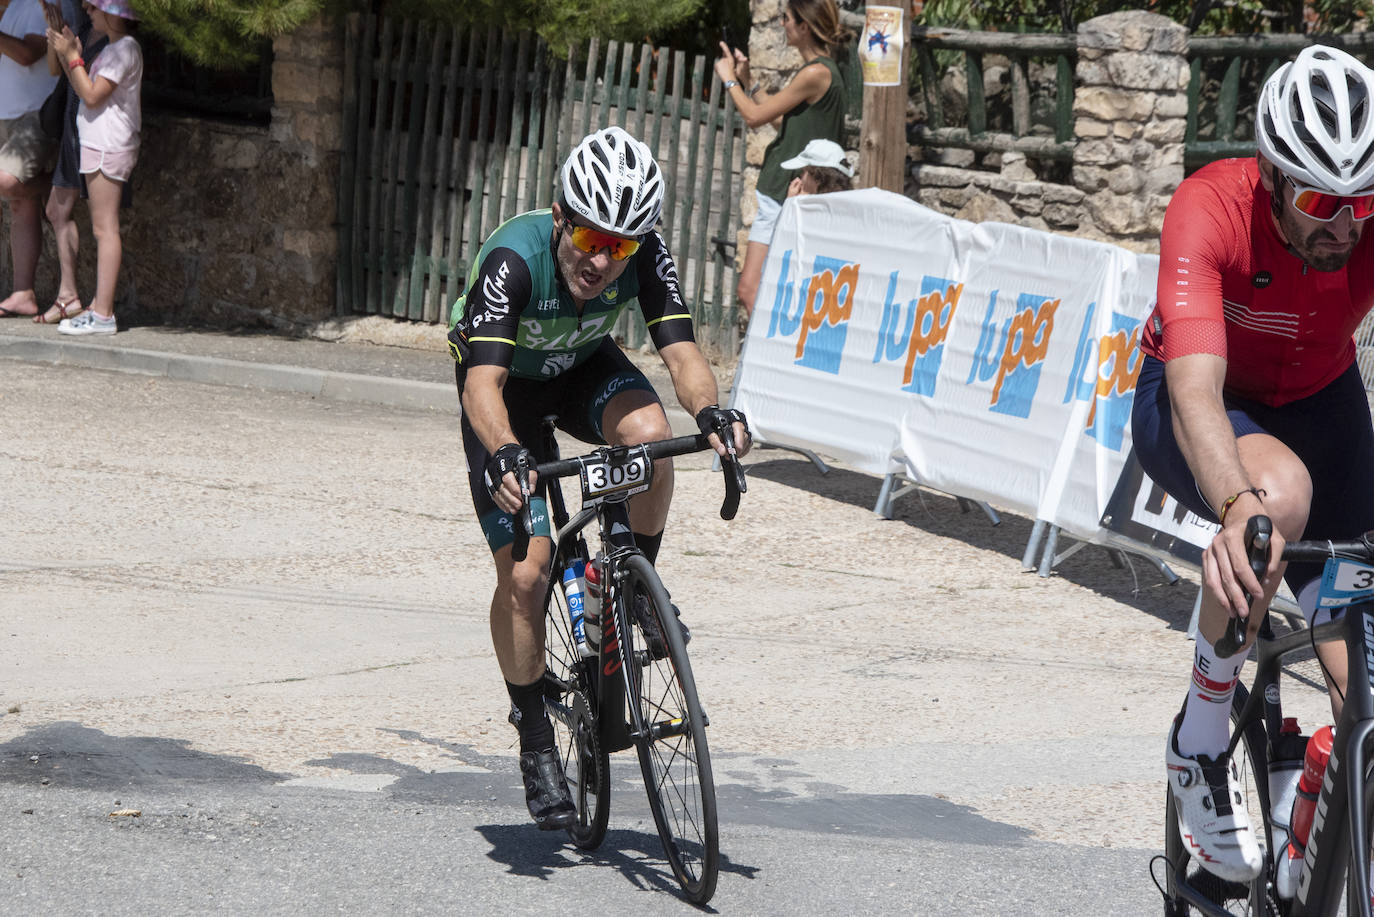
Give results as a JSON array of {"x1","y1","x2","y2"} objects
[
  {"x1": 620, "y1": 553, "x2": 719, "y2": 904},
  {"x1": 544, "y1": 567, "x2": 611, "y2": 850},
  {"x1": 1162, "y1": 683, "x2": 1277, "y2": 916}
]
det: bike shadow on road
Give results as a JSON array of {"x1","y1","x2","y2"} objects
[
  {"x1": 473, "y1": 822, "x2": 756, "y2": 908},
  {"x1": 742, "y1": 455, "x2": 1198, "y2": 633}
]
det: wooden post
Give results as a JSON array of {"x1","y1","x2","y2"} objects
[{"x1": 858, "y1": 2, "x2": 914, "y2": 192}]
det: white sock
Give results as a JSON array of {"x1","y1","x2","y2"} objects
[{"x1": 1177, "y1": 635, "x2": 1244, "y2": 758}]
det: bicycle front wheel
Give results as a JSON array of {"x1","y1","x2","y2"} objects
[
  {"x1": 1161, "y1": 683, "x2": 1275, "y2": 916},
  {"x1": 544, "y1": 566, "x2": 611, "y2": 850},
  {"x1": 620, "y1": 553, "x2": 719, "y2": 904}
]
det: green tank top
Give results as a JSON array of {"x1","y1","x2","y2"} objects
[{"x1": 756, "y1": 55, "x2": 846, "y2": 204}]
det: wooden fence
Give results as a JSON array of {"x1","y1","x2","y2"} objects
[{"x1": 337, "y1": 14, "x2": 747, "y2": 358}]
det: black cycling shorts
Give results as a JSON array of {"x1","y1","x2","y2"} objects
[
  {"x1": 1132, "y1": 354, "x2": 1374, "y2": 594},
  {"x1": 457, "y1": 338, "x2": 660, "y2": 553}
]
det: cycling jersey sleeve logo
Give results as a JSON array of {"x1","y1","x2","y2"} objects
[
  {"x1": 1252, "y1": 270, "x2": 1273, "y2": 288},
  {"x1": 481, "y1": 260, "x2": 513, "y2": 309}
]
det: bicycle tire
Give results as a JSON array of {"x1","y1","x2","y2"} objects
[
  {"x1": 620, "y1": 553, "x2": 719, "y2": 904},
  {"x1": 543, "y1": 567, "x2": 611, "y2": 850},
  {"x1": 1162, "y1": 683, "x2": 1278, "y2": 916}
]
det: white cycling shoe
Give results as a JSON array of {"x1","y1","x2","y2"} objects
[{"x1": 1166, "y1": 719, "x2": 1263, "y2": 883}]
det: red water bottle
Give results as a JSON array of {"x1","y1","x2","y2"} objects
[
  {"x1": 582, "y1": 555, "x2": 603, "y2": 651},
  {"x1": 1279, "y1": 724, "x2": 1335, "y2": 897}
]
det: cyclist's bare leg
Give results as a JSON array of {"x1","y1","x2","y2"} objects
[
  {"x1": 1177, "y1": 433, "x2": 1311, "y2": 759},
  {"x1": 489, "y1": 538, "x2": 554, "y2": 685},
  {"x1": 600, "y1": 388, "x2": 675, "y2": 538}
]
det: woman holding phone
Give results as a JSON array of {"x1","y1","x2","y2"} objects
[{"x1": 714, "y1": 0, "x2": 850, "y2": 318}]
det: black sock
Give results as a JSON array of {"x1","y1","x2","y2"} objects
[
  {"x1": 635, "y1": 529, "x2": 664, "y2": 565},
  {"x1": 506, "y1": 676, "x2": 554, "y2": 753}
]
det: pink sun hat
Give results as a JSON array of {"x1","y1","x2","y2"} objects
[{"x1": 88, "y1": 0, "x2": 140, "y2": 21}]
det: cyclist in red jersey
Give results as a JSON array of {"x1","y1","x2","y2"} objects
[{"x1": 1133, "y1": 45, "x2": 1374, "y2": 883}]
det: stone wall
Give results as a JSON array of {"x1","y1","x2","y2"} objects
[
  {"x1": 0, "y1": 15, "x2": 345, "y2": 329},
  {"x1": 741, "y1": 7, "x2": 1193, "y2": 255}
]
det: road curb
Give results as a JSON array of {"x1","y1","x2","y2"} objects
[
  {"x1": 0, "y1": 334, "x2": 457, "y2": 413},
  {"x1": 0, "y1": 333, "x2": 698, "y2": 432}
]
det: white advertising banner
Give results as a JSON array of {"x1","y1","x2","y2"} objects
[{"x1": 731, "y1": 188, "x2": 1158, "y2": 547}]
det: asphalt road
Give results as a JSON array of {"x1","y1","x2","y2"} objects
[{"x1": 0, "y1": 352, "x2": 1335, "y2": 915}]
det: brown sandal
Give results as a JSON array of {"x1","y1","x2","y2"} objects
[{"x1": 34, "y1": 297, "x2": 83, "y2": 324}]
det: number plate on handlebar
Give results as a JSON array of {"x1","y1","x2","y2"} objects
[
  {"x1": 1317, "y1": 558, "x2": 1374, "y2": 608},
  {"x1": 578, "y1": 447, "x2": 653, "y2": 505}
]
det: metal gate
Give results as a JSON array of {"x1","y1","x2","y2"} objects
[{"x1": 337, "y1": 14, "x2": 747, "y2": 358}]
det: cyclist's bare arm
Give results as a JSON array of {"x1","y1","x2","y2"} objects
[
  {"x1": 657, "y1": 341, "x2": 752, "y2": 460},
  {"x1": 461, "y1": 364, "x2": 538, "y2": 513},
  {"x1": 1165, "y1": 353, "x2": 1279, "y2": 614}
]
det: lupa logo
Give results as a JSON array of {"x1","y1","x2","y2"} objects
[
  {"x1": 765, "y1": 249, "x2": 860, "y2": 375},
  {"x1": 967, "y1": 290, "x2": 1059, "y2": 418},
  {"x1": 1063, "y1": 302, "x2": 1142, "y2": 451},
  {"x1": 872, "y1": 272, "x2": 963, "y2": 396}
]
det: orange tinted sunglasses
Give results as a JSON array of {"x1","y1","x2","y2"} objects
[
  {"x1": 1284, "y1": 173, "x2": 1374, "y2": 222},
  {"x1": 564, "y1": 220, "x2": 641, "y2": 261}
]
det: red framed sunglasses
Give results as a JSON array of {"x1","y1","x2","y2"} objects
[
  {"x1": 563, "y1": 219, "x2": 641, "y2": 261},
  {"x1": 1283, "y1": 173, "x2": 1374, "y2": 222}
]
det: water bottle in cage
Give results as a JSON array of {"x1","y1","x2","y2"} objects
[
  {"x1": 582, "y1": 554, "x2": 604, "y2": 651},
  {"x1": 562, "y1": 559, "x2": 593, "y2": 659}
]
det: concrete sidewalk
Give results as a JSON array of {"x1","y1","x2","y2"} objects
[{"x1": 0, "y1": 315, "x2": 722, "y2": 433}]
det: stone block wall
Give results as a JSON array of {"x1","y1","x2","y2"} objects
[
  {"x1": 740, "y1": 7, "x2": 1194, "y2": 255},
  {"x1": 0, "y1": 14, "x2": 345, "y2": 329}
]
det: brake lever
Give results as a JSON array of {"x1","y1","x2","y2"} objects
[
  {"x1": 717, "y1": 425, "x2": 746, "y2": 521},
  {"x1": 1214, "y1": 515, "x2": 1271, "y2": 658},
  {"x1": 510, "y1": 453, "x2": 534, "y2": 563}
]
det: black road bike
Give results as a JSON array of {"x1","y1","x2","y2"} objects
[
  {"x1": 509, "y1": 416, "x2": 746, "y2": 905},
  {"x1": 1161, "y1": 516, "x2": 1374, "y2": 916}
]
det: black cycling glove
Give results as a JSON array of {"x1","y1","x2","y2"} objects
[
  {"x1": 484, "y1": 443, "x2": 532, "y2": 500},
  {"x1": 695, "y1": 405, "x2": 750, "y2": 443}
]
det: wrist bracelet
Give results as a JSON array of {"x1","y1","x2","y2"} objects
[
  {"x1": 69, "y1": 57, "x2": 84, "y2": 70},
  {"x1": 1219, "y1": 487, "x2": 1266, "y2": 526},
  {"x1": 723, "y1": 80, "x2": 738, "y2": 91}
]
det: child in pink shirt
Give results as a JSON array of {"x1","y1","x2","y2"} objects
[{"x1": 46, "y1": 0, "x2": 140, "y2": 335}]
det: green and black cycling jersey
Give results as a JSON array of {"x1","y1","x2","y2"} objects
[{"x1": 448, "y1": 209, "x2": 696, "y2": 378}]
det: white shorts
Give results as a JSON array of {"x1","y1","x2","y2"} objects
[
  {"x1": 80, "y1": 145, "x2": 138, "y2": 182},
  {"x1": 747, "y1": 191, "x2": 783, "y2": 244}
]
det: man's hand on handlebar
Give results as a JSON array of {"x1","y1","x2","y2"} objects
[
  {"x1": 694, "y1": 405, "x2": 752, "y2": 461},
  {"x1": 484, "y1": 443, "x2": 537, "y2": 515},
  {"x1": 1207, "y1": 505, "x2": 1282, "y2": 620}
]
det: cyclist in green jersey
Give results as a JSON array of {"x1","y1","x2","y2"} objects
[{"x1": 448, "y1": 126, "x2": 751, "y2": 830}]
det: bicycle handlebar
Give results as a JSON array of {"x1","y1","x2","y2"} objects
[
  {"x1": 509, "y1": 431, "x2": 748, "y2": 563},
  {"x1": 1215, "y1": 515, "x2": 1374, "y2": 656}
]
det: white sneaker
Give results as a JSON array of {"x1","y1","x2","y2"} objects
[
  {"x1": 1166, "y1": 718, "x2": 1263, "y2": 883},
  {"x1": 58, "y1": 311, "x2": 116, "y2": 335}
]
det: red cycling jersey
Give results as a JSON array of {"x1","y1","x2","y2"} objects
[{"x1": 1140, "y1": 157, "x2": 1374, "y2": 406}]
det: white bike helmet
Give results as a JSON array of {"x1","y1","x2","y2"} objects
[
  {"x1": 560, "y1": 126, "x2": 664, "y2": 236},
  {"x1": 1257, "y1": 44, "x2": 1374, "y2": 194}
]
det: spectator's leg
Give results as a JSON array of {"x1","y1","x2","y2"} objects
[
  {"x1": 86, "y1": 171, "x2": 122, "y2": 319},
  {"x1": 45, "y1": 185, "x2": 81, "y2": 308},
  {"x1": 0, "y1": 169, "x2": 42, "y2": 316},
  {"x1": 735, "y1": 240, "x2": 770, "y2": 319}
]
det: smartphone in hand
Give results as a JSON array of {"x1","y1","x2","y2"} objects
[{"x1": 719, "y1": 26, "x2": 736, "y2": 56}]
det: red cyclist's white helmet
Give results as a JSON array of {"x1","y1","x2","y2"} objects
[
  {"x1": 560, "y1": 126, "x2": 664, "y2": 237},
  {"x1": 1257, "y1": 44, "x2": 1374, "y2": 195}
]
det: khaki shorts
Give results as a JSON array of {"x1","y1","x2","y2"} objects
[{"x1": 0, "y1": 111, "x2": 56, "y2": 185}]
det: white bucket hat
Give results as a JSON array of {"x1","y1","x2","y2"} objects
[{"x1": 779, "y1": 139, "x2": 853, "y2": 177}]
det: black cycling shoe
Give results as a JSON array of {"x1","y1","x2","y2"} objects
[
  {"x1": 634, "y1": 595, "x2": 689, "y2": 660},
  {"x1": 519, "y1": 748, "x2": 577, "y2": 831}
]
